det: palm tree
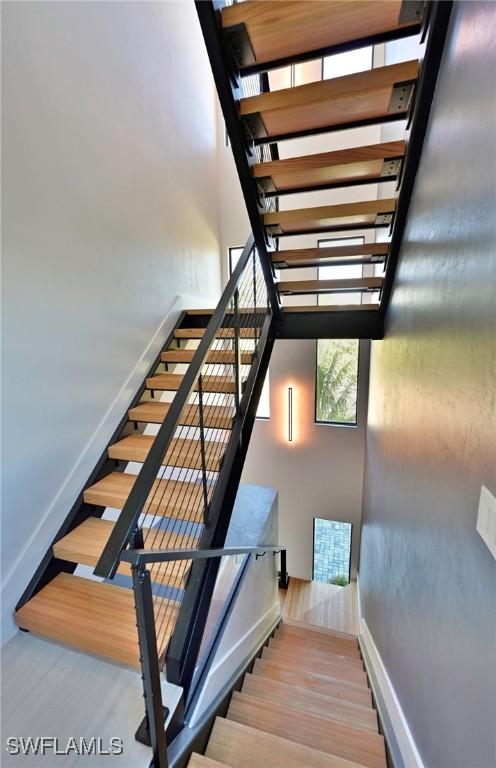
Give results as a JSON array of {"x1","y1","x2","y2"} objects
[{"x1": 316, "y1": 340, "x2": 358, "y2": 423}]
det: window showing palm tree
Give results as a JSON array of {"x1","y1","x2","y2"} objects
[{"x1": 316, "y1": 339, "x2": 359, "y2": 425}]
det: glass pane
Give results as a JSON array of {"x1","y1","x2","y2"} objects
[
  {"x1": 228, "y1": 246, "x2": 244, "y2": 275},
  {"x1": 323, "y1": 47, "x2": 372, "y2": 80},
  {"x1": 319, "y1": 237, "x2": 364, "y2": 306},
  {"x1": 191, "y1": 553, "x2": 247, "y2": 688},
  {"x1": 316, "y1": 339, "x2": 359, "y2": 424},
  {"x1": 313, "y1": 519, "x2": 352, "y2": 584},
  {"x1": 256, "y1": 369, "x2": 270, "y2": 419}
]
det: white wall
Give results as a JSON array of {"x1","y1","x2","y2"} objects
[
  {"x1": 242, "y1": 339, "x2": 370, "y2": 580},
  {"x1": 1, "y1": 1, "x2": 222, "y2": 640}
]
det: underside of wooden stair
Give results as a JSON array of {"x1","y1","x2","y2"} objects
[
  {"x1": 14, "y1": 308, "x2": 259, "y2": 667},
  {"x1": 187, "y1": 620, "x2": 386, "y2": 768},
  {"x1": 197, "y1": 0, "x2": 450, "y2": 324}
]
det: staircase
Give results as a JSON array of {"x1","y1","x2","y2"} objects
[
  {"x1": 188, "y1": 620, "x2": 386, "y2": 768},
  {"x1": 13, "y1": 1, "x2": 452, "y2": 766},
  {"x1": 15, "y1": 266, "x2": 270, "y2": 671},
  {"x1": 198, "y1": 0, "x2": 453, "y2": 330}
]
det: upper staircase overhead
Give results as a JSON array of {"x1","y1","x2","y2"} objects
[
  {"x1": 197, "y1": 0, "x2": 452, "y2": 330},
  {"x1": 221, "y1": 0, "x2": 426, "y2": 73}
]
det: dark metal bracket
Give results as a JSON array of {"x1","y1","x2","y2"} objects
[
  {"x1": 399, "y1": 0, "x2": 427, "y2": 26},
  {"x1": 223, "y1": 22, "x2": 256, "y2": 69}
]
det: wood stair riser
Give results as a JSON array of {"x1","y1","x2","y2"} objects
[
  {"x1": 227, "y1": 692, "x2": 386, "y2": 768},
  {"x1": 108, "y1": 434, "x2": 225, "y2": 472},
  {"x1": 128, "y1": 401, "x2": 233, "y2": 429},
  {"x1": 261, "y1": 646, "x2": 367, "y2": 686},
  {"x1": 252, "y1": 658, "x2": 371, "y2": 707},
  {"x1": 146, "y1": 374, "x2": 238, "y2": 394},
  {"x1": 206, "y1": 717, "x2": 363, "y2": 768},
  {"x1": 83, "y1": 472, "x2": 207, "y2": 521},
  {"x1": 242, "y1": 673, "x2": 378, "y2": 733}
]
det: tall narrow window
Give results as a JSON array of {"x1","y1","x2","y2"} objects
[
  {"x1": 318, "y1": 236, "x2": 365, "y2": 307},
  {"x1": 228, "y1": 246, "x2": 244, "y2": 276},
  {"x1": 316, "y1": 339, "x2": 359, "y2": 425},
  {"x1": 315, "y1": 238, "x2": 361, "y2": 426},
  {"x1": 228, "y1": 246, "x2": 270, "y2": 420},
  {"x1": 313, "y1": 519, "x2": 352, "y2": 585},
  {"x1": 256, "y1": 369, "x2": 270, "y2": 420}
]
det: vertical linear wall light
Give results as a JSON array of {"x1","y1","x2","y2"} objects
[{"x1": 288, "y1": 386, "x2": 293, "y2": 443}]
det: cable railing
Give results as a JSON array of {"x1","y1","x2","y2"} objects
[
  {"x1": 124, "y1": 544, "x2": 285, "y2": 768},
  {"x1": 94, "y1": 236, "x2": 272, "y2": 661}
]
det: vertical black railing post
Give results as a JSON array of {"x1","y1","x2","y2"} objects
[
  {"x1": 252, "y1": 248, "x2": 258, "y2": 346},
  {"x1": 197, "y1": 374, "x2": 210, "y2": 524},
  {"x1": 233, "y1": 287, "x2": 241, "y2": 419},
  {"x1": 278, "y1": 548, "x2": 289, "y2": 589},
  {"x1": 133, "y1": 565, "x2": 168, "y2": 768}
]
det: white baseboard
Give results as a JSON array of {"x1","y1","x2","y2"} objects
[
  {"x1": 357, "y1": 580, "x2": 424, "y2": 768},
  {"x1": 1, "y1": 297, "x2": 183, "y2": 645}
]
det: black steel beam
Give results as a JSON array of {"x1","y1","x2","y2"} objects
[
  {"x1": 275, "y1": 310, "x2": 384, "y2": 340},
  {"x1": 195, "y1": 1, "x2": 281, "y2": 319},
  {"x1": 238, "y1": 25, "x2": 423, "y2": 77},
  {"x1": 380, "y1": 1, "x2": 453, "y2": 318}
]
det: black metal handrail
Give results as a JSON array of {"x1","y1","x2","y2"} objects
[
  {"x1": 94, "y1": 233, "x2": 260, "y2": 580},
  {"x1": 121, "y1": 544, "x2": 285, "y2": 566},
  {"x1": 131, "y1": 544, "x2": 286, "y2": 768}
]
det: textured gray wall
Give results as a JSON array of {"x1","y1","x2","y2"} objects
[{"x1": 359, "y1": 3, "x2": 496, "y2": 767}]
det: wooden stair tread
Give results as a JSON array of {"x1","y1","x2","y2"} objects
[
  {"x1": 276, "y1": 623, "x2": 360, "y2": 655},
  {"x1": 146, "y1": 373, "x2": 238, "y2": 394},
  {"x1": 188, "y1": 755, "x2": 228, "y2": 768},
  {"x1": 253, "y1": 658, "x2": 371, "y2": 707},
  {"x1": 14, "y1": 573, "x2": 177, "y2": 668},
  {"x1": 278, "y1": 277, "x2": 383, "y2": 295},
  {"x1": 282, "y1": 303, "x2": 380, "y2": 313},
  {"x1": 227, "y1": 692, "x2": 386, "y2": 768},
  {"x1": 53, "y1": 517, "x2": 196, "y2": 587},
  {"x1": 128, "y1": 401, "x2": 233, "y2": 429},
  {"x1": 222, "y1": 1, "x2": 421, "y2": 70},
  {"x1": 83, "y1": 471, "x2": 206, "y2": 520},
  {"x1": 174, "y1": 327, "x2": 257, "y2": 339},
  {"x1": 207, "y1": 717, "x2": 365, "y2": 768},
  {"x1": 240, "y1": 61, "x2": 419, "y2": 140},
  {"x1": 242, "y1": 673, "x2": 378, "y2": 733},
  {"x1": 273, "y1": 243, "x2": 388, "y2": 268},
  {"x1": 268, "y1": 637, "x2": 365, "y2": 668},
  {"x1": 161, "y1": 349, "x2": 254, "y2": 365},
  {"x1": 254, "y1": 140, "x2": 405, "y2": 192},
  {"x1": 265, "y1": 199, "x2": 396, "y2": 235},
  {"x1": 261, "y1": 646, "x2": 367, "y2": 686},
  {"x1": 108, "y1": 433, "x2": 225, "y2": 471}
]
